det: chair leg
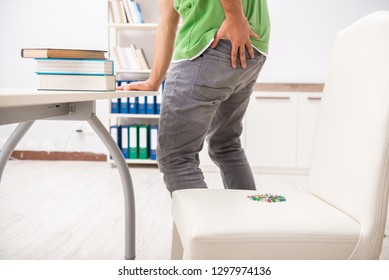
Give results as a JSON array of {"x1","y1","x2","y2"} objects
[{"x1": 171, "y1": 223, "x2": 183, "y2": 260}]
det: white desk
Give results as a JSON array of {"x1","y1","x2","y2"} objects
[{"x1": 0, "y1": 89, "x2": 157, "y2": 260}]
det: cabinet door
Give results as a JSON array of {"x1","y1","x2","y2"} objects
[
  {"x1": 296, "y1": 93, "x2": 322, "y2": 168},
  {"x1": 245, "y1": 92, "x2": 298, "y2": 168}
]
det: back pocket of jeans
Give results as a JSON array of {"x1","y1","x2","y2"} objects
[{"x1": 192, "y1": 59, "x2": 236, "y2": 102}]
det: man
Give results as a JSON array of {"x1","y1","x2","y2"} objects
[{"x1": 118, "y1": 0, "x2": 270, "y2": 194}]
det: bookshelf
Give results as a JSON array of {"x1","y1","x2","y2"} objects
[{"x1": 107, "y1": 0, "x2": 160, "y2": 165}]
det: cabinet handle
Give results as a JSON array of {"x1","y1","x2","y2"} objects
[
  {"x1": 307, "y1": 97, "x2": 322, "y2": 100},
  {"x1": 255, "y1": 96, "x2": 290, "y2": 100}
]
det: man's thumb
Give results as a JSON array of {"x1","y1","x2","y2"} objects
[{"x1": 210, "y1": 37, "x2": 220, "y2": 48}]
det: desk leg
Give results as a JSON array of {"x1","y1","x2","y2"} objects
[
  {"x1": 0, "y1": 121, "x2": 34, "y2": 183},
  {"x1": 87, "y1": 114, "x2": 136, "y2": 260}
]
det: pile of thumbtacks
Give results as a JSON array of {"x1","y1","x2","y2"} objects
[{"x1": 247, "y1": 193, "x2": 286, "y2": 203}]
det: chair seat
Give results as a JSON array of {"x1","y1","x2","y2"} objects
[{"x1": 172, "y1": 189, "x2": 361, "y2": 259}]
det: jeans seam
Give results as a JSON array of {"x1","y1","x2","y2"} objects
[
  {"x1": 193, "y1": 57, "x2": 204, "y2": 89},
  {"x1": 159, "y1": 63, "x2": 184, "y2": 166}
]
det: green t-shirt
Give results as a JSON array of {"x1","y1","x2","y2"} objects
[{"x1": 173, "y1": 0, "x2": 271, "y2": 61}]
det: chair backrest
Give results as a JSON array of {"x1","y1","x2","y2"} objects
[{"x1": 307, "y1": 11, "x2": 389, "y2": 259}]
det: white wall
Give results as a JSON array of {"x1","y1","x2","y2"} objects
[
  {"x1": 1, "y1": 0, "x2": 389, "y2": 153},
  {"x1": 263, "y1": 0, "x2": 389, "y2": 83},
  {"x1": 0, "y1": 0, "x2": 109, "y2": 153}
]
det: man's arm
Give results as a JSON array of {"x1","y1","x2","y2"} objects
[
  {"x1": 210, "y1": 0, "x2": 259, "y2": 69},
  {"x1": 118, "y1": 0, "x2": 179, "y2": 91}
]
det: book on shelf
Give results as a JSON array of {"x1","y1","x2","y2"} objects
[
  {"x1": 38, "y1": 74, "x2": 116, "y2": 91},
  {"x1": 109, "y1": 0, "x2": 145, "y2": 24},
  {"x1": 122, "y1": 0, "x2": 134, "y2": 23},
  {"x1": 112, "y1": 45, "x2": 149, "y2": 71},
  {"x1": 129, "y1": 0, "x2": 145, "y2": 24},
  {"x1": 21, "y1": 48, "x2": 107, "y2": 59},
  {"x1": 135, "y1": 48, "x2": 149, "y2": 70},
  {"x1": 35, "y1": 59, "x2": 114, "y2": 75},
  {"x1": 117, "y1": 46, "x2": 140, "y2": 70},
  {"x1": 110, "y1": 0, "x2": 126, "y2": 23},
  {"x1": 135, "y1": 1, "x2": 145, "y2": 23},
  {"x1": 108, "y1": 1, "x2": 116, "y2": 23},
  {"x1": 113, "y1": 47, "x2": 125, "y2": 69},
  {"x1": 129, "y1": 44, "x2": 142, "y2": 70}
]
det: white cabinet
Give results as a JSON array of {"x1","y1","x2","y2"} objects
[
  {"x1": 242, "y1": 91, "x2": 321, "y2": 173},
  {"x1": 245, "y1": 92, "x2": 299, "y2": 169},
  {"x1": 200, "y1": 91, "x2": 322, "y2": 173},
  {"x1": 296, "y1": 93, "x2": 322, "y2": 168}
]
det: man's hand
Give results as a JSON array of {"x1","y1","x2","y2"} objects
[
  {"x1": 117, "y1": 79, "x2": 158, "y2": 91},
  {"x1": 211, "y1": 0, "x2": 259, "y2": 69},
  {"x1": 210, "y1": 15, "x2": 259, "y2": 69}
]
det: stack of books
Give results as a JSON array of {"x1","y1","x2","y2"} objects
[
  {"x1": 109, "y1": 0, "x2": 145, "y2": 24},
  {"x1": 21, "y1": 48, "x2": 116, "y2": 91}
]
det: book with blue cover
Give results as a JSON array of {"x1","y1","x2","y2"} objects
[
  {"x1": 129, "y1": 0, "x2": 145, "y2": 24},
  {"x1": 135, "y1": 1, "x2": 145, "y2": 23},
  {"x1": 35, "y1": 59, "x2": 114, "y2": 75}
]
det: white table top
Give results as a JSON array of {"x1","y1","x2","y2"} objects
[{"x1": 0, "y1": 89, "x2": 158, "y2": 108}]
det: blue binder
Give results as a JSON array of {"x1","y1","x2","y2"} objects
[
  {"x1": 111, "y1": 99, "x2": 120, "y2": 113},
  {"x1": 155, "y1": 81, "x2": 164, "y2": 114},
  {"x1": 120, "y1": 97, "x2": 129, "y2": 114},
  {"x1": 121, "y1": 126, "x2": 129, "y2": 158},
  {"x1": 156, "y1": 93, "x2": 162, "y2": 114},
  {"x1": 146, "y1": 95, "x2": 155, "y2": 114},
  {"x1": 138, "y1": 96, "x2": 146, "y2": 114},
  {"x1": 149, "y1": 125, "x2": 158, "y2": 160},
  {"x1": 129, "y1": 96, "x2": 138, "y2": 114}
]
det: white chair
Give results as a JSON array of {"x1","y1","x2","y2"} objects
[{"x1": 171, "y1": 11, "x2": 389, "y2": 260}]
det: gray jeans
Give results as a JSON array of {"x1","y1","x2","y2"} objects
[{"x1": 157, "y1": 40, "x2": 266, "y2": 194}]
